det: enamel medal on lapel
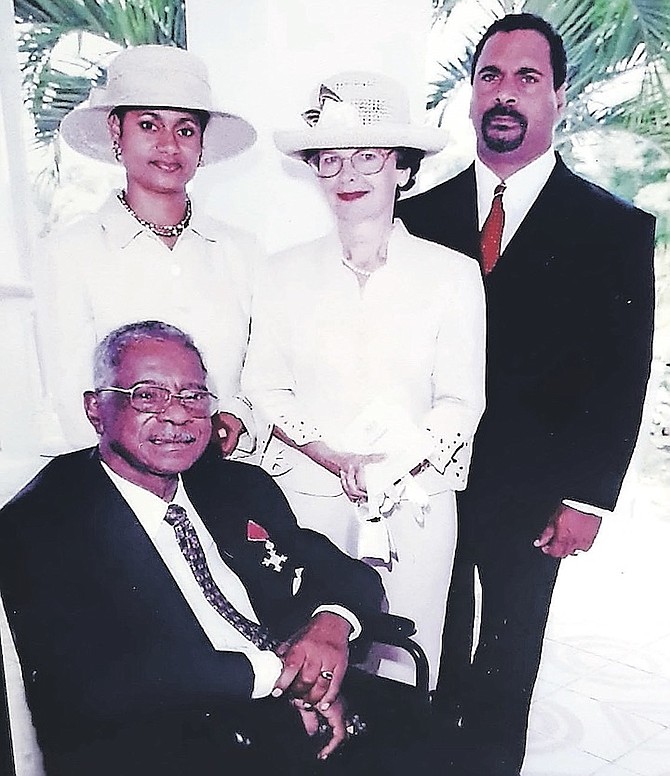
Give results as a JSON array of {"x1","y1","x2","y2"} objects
[
  {"x1": 246, "y1": 520, "x2": 288, "y2": 573},
  {"x1": 261, "y1": 542, "x2": 288, "y2": 572}
]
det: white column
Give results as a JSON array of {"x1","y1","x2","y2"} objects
[
  {"x1": 0, "y1": 0, "x2": 43, "y2": 456},
  {"x1": 0, "y1": 3, "x2": 45, "y2": 766}
]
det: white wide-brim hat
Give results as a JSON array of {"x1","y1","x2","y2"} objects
[
  {"x1": 60, "y1": 45, "x2": 256, "y2": 165},
  {"x1": 274, "y1": 70, "x2": 447, "y2": 157}
]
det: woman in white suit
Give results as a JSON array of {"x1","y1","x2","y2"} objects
[{"x1": 243, "y1": 71, "x2": 486, "y2": 689}]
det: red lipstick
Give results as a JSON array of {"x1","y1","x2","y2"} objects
[{"x1": 337, "y1": 191, "x2": 367, "y2": 201}]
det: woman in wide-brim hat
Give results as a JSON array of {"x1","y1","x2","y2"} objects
[
  {"x1": 36, "y1": 45, "x2": 261, "y2": 457},
  {"x1": 243, "y1": 70, "x2": 487, "y2": 689}
]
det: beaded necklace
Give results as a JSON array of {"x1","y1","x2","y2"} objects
[
  {"x1": 341, "y1": 254, "x2": 373, "y2": 277},
  {"x1": 117, "y1": 191, "x2": 192, "y2": 238},
  {"x1": 341, "y1": 248, "x2": 387, "y2": 278}
]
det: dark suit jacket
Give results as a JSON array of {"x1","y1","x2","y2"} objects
[
  {"x1": 398, "y1": 156, "x2": 655, "y2": 538},
  {"x1": 0, "y1": 447, "x2": 384, "y2": 762}
]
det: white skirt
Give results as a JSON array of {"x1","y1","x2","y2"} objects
[{"x1": 262, "y1": 439, "x2": 457, "y2": 690}]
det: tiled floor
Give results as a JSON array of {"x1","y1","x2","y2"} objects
[
  {"x1": 522, "y1": 470, "x2": 670, "y2": 776},
  {"x1": 1, "y1": 455, "x2": 669, "y2": 775}
]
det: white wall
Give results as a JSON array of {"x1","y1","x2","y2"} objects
[
  {"x1": 0, "y1": 0, "x2": 42, "y2": 456},
  {"x1": 187, "y1": 0, "x2": 433, "y2": 252}
]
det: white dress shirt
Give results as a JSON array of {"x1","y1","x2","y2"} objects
[
  {"x1": 101, "y1": 462, "x2": 283, "y2": 698},
  {"x1": 475, "y1": 148, "x2": 607, "y2": 519},
  {"x1": 475, "y1": 146, "x2": 556, "y2": 251}
]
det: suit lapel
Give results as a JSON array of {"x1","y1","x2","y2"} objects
[
  {"x1": 399, "y1": 164, "x2": 480, "y2": 259},
  {"x1": 496, "y1": 154, "x2": 573, "y2": 271},
  {"x1": 87, "y1": 453, "x2": 165, "y2": 573},
  {"x1": 83, "y1": 452, "x2": 210, "y2": 629},
  {"x1": 182, "y1": 456, "x2": 297, "y2": 620},
  {"x1": 439, "y1": 165, "x2": 480, "y2": 259}
]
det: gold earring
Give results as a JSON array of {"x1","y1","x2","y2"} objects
[{"x1": 112, "y1": 140, "x2": 122, "y2": 163}]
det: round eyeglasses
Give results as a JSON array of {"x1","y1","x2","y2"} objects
[
  {"x1": 98, "y1": 383, "x2": 218, "y2": 417},
  {"x1": 308, "y1": 148, "x2": 393, "y2": 178}
]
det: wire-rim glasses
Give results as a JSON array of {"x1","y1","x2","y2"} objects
[
  {"x1": 98, "y1": 383, "x2": 218, "y2": 417},
  {"x1": 308, "y1": 148, "x2": 393, "y2": 178}
]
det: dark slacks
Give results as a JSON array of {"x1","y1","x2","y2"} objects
[
  {"x1": 42, "y1": 671, "x2": 428, "y2": 776},
  {"x1": 43, "y1": 700, "x2": 323, "y2": 776},
  {"x1": 435, "y1": 507, "x2": 561, "y2": 776}
]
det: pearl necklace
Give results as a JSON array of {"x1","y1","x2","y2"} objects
[
  {"x1": 117, "y1": 192, "x2": 192, "y2": 238},
  {"x1": 341, "y1": 250, "x2": 387, "y2": 278}
]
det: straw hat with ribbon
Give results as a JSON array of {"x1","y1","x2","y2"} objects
[
  {"x1": 60, "y1": 45, "x2": 256, "y2": 165},
  {"x1": 274, "y1": 70, "x2": 446, "y2": 158}
]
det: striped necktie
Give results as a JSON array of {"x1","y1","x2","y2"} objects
[
  {"x1": 164, "y1": 503, "x2": 279, "y2": 651},
  {"x1": 480, "y1": 182, "x2": 506, "y2": 274}
]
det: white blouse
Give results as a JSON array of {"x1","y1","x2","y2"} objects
[{"x1": 34, "y1": 192, "x2": 262, "y2": 450}]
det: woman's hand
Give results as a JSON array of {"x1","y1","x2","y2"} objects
[
  {"x1": 273, "y1": 435, "x2": 385, "y2": 502},
  {"x1": 292, "y1": 440, "x2": 384, "y2": 502},
  {"x1": 211, "y1": 411, "x2": 245, "y2": 456},
  {"x1": 335, "y1": 452, "x2": 385, "y2": 502}
]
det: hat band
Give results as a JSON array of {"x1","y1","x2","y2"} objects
[{"x1": 90, "y1": 69, "x2": 214, "y2": 111}]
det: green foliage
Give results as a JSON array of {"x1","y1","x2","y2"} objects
[
  {"x1": 14, "y1": 0, "x2": 187, "y2": 146},
  {"x1": 430, "y1": 0, "x2": 670, "y2": 158},
  {"x1": 432, "y1": 0, "x2": 468, "y2": 21}
]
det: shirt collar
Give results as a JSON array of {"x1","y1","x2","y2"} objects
[
  {"x1": 187, "y1": 204, "x2": 219, "y2": 242},
  {"x1": 100, "y1": 460, "x2": 189, "y2": 539},
  {"x1": 99, "y1": 191, "x2": 144, "y2": 249},
  {"x1": 99, "y1": 190, "x2": 218, "y2": 249},
  {"x1": 387, "y1": 218, "x2": 414, "y2": 265},
  {"x1": 474, "y1": 147, "x2": 556, "y2": 227}
]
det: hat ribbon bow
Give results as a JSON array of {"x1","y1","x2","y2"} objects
[{"x1": 301, "y1": 84, "x2": 343, "y2": 126}]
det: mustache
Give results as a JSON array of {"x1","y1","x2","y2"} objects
[{"x1": 483, "y1": 105, "x2": 528, "y2": 126}]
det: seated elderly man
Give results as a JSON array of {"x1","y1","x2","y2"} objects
[{"x1": 0, "y1": 320, "x2": 385, "y2": 776}]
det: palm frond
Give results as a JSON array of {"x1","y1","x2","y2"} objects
[
  {"x1": 432, "y1": 0, "x2": 465, "y2": 22},
  {"x1": 429, "y1": 0, "x2": 670, "y2": 157},
  {"x1": 14, "y1": 0, "x2": 187, "y2": 149},
  {"x1": 427, "y1": 3, "x2": 496, "y2": 112},
  {"x1": 15, "y1": 0, "x2": 91, "y2": 26},
  {"x1": 31, "y1": 60, "x2": 105, "y2": 142},
  {"x1": 599, "y1": 68, "x2": 670, "y2": 151},
  {"x1": 428, "y1": 56, "x2": 472, "y2": 110},
  {"x1": 432, "y1": 0, "x2": 512, "y2": 22},
  {"x1": 525, "y1": 0, "x2": 670, "y2": 101}
]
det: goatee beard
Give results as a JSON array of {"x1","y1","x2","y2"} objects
[{"x1": 481, "y1": 105, "x2": 528, "y2": 153}]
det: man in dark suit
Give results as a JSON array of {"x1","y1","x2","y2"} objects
[
  {"x1": 398, "y1": 13, "x2": 655, "y2": 776},
  {"x1": 0, "y1": 320, "x2": 386, "y2": 775}
]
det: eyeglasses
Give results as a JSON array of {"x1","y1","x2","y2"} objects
[
  {"x1": 308, "y1": 148, "x2": 393, "y2": 178},
  {"x1": 98, "y1": 383, "x2": 218, "y2": 417}
]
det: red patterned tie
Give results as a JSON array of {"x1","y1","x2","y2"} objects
[{"x1": 480, "y1": 182, "x2": 506, "y2": 274}]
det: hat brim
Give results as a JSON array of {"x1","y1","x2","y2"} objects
[
  {"x1": 60, "y1": 104, "x2": 256, "y2": 165},
  {"x1": 274, "y1": 124, "x2": 447, "y2": 158}
]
